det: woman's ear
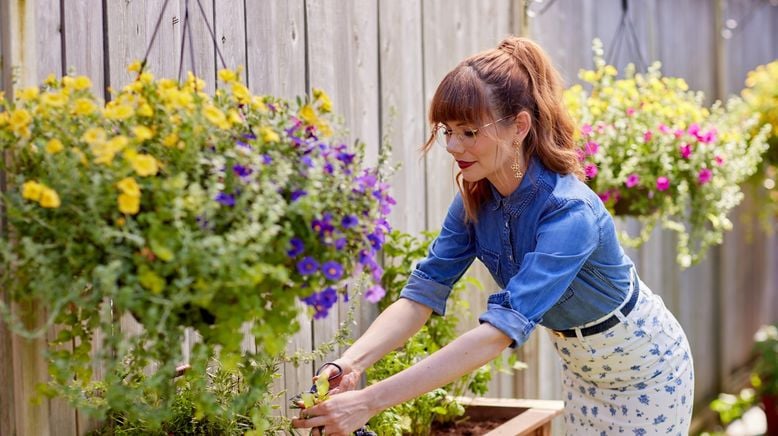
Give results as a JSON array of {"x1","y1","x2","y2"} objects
[{"x1": 514, "y1": 111, "x2": 531, "y2": 140}]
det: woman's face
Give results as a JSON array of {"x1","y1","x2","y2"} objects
[{"x1": 440, "y1": 116, "x2": 518, "y2": 195}]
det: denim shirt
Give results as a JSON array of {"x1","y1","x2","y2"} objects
[{"x1": 399, "y1": 156, "x2": 636, "y2": 348}]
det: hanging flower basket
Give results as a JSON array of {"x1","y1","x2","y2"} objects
[
  {"x1": 0, "y1": 66, "x2": 393, "y2": 429},
  {"x1": 564, "y1": 39, "x2": 770, "y2": 268}
]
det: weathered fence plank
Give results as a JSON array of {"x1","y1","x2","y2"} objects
[{"x1": 305, "y1": 0, "x2": 381, "y2": 371}]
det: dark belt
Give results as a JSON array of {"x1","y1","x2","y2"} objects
[{"x1": 552, "y1": 284, "x2": 639, "y2": 339}]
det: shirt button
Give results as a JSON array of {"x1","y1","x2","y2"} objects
[
  {"x1": 508, "y1": 255, "x2": 513, "y2": 261},
  {"x1": 504, "y1": 221, "x2": 509, "y2": 228}
]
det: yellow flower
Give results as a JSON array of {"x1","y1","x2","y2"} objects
[
  {"x1": 45, "y1": 138, "x2": 64, "y2": 154},
  {"x1": 218, "y1": 69, "x2": 238, "y2": 83},
  {"x1": 251, "y1": 96, "x2": 268, "y2": 112},
  {"x1": 162, "y1": 133, "x2": 179, "y2": 147},
  {"x1": 104, "y1": 102, "x2": 134, "y2": 120},
  {"x1": 139, "y1": 71, "x2": 154, "y2": 84},
  {"x1": 299, "y1": 104, "x2": 318, "y2": 125},
  {"x1": 41, "y1": 91, "x2": 67, "y2": 108},
  {"x1": 203, "y1": 104, "x2": 229, "y2": 129},
  {"x1": 73, "y1": 76, "x2": 92, "y2": 90},
  {"x1": 115, "y1": 217, "x2": 126, "y2": 227},
  {"x1": 133, "y1": 126, "x2": 154, "y2": 141},
  {"x1": 62, "y1": 76, "x2": 75, "y2": 89},
  {"x1": 39, "y1": 187, "x2": 61, "y2": 208},
  {"x1": 17, "y1": 87, "x2": 39, "y2": 101},
  {"x1": 127, "y1": 60, "x2": 143, "y2": 73},
  {"x1": 83, "y1": 127, "x2": 107, "y2": 145},
  {"x1": 131, "y1": 154, "x2": 159, "y2": 176},
  {"x1": 313, "y1": 88, "x2": 332, "y2": 113},
  {"x1": 137, "y1": 103, "x2": 154, "y2": 117},
  {"x1": 9, "y1": 108, "x2": 32, "y2": 131},
  {"x1": 231, "y1": 83, "x2": 250, "y2": 103},
  {"x1": 44, "y1": 74, "x2": 57, "y2": 86},
  {"x1": 0, "y1": 112, "x2": 8, "y2": 126},
  {"x1": 228, "y1": 109, "x2": 243, "y2": 124},
  {"x1": 118, "y1": 193, "x2": 140, "y2": 214},
  {"x1": 22, "y1": 181, "x2": 44, "y2": 201},
  {"x1": 259, "y1": 126, "x2": 280, "y2": 143},
  {"x1": 117, "y1": 177, "x2": 141, "y2": 197},
  {"x1": 72, "y1": 98, "x2": 96, "y2": 115}
]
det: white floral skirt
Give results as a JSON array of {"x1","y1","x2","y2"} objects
[{"x1": 549, "y1": 281, "x2": 694, "y2": 435}]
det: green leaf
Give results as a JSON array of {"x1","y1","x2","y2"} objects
[
  {"x1": 301, "y1": 392, "x2": 315, "y2": 409},
  {"x1": 315, "y1": 376, "x2": 330, "y2": 399},
  {"x1": 149, "y1": 238, "x2": 175, "y2": 261}
]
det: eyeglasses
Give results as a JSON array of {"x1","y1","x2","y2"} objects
[{"x1": 433, "y1": 114, "x2": 516, "y2": 149}]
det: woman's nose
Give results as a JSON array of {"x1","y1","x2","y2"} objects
[{"x1": 446, "y1": 136, "x2": 466, "y2": 154}]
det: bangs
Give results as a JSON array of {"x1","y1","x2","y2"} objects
[{"x1": 428, "y1": 65, "x2": 494, "y2": 126}]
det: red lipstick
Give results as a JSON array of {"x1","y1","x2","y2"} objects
[{"x1": 457, "y1": 161, "x2": 474, "y2": 169}]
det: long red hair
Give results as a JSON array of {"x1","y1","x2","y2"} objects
[{"x1": 423, "y1": 36, "x2": 583, "y2": 222}]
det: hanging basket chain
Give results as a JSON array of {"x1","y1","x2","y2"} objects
[{"x1": 605, "y1": 0, "x2": 648, "y2": 72}]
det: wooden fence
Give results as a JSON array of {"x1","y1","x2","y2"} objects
[{"x1": 1, "y1": 0, "x2": 776, "y2": 434}]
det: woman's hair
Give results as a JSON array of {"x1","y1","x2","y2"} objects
[{"x1": 424, "y1": 36, "x2": 583, "y2": 222}]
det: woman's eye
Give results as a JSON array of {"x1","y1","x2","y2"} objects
[{"x1": 463, "y1": 130, "x2": 478, "y2": 138}]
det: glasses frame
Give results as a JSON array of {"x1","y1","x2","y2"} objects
[{"x1": 433, "y1": 114, "x2": 517, "y2": 149}]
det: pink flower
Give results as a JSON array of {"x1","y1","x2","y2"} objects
[
  {"x1": 581, "y1": 124, "x2": 593, "y2": 136},
  {"x1": 680, "y1": 143, "x2": 692, "y2": 159},
  {"x1": 576, "y1": 149, "x2": 586, "y2": 161},
  {"x1": 644, "y1": 130, "x2": 653, "y2": 143},
  {"x1": 688, "y1": 123, "x2": 700, "y2": 137},
  {"x1": 625, "y1": 173, "x2": 640, "y2": 188},
  {"x1": 585, "y1": 163, "x2": 598, "y2": 179},
  {"x1": 700, "y1": 129, "x2": 717, "y2": 144},
  {"x1": 658, "y1": 124, "x2": 670, "y2": 134},
  {"x1": 715, "y1": 155, "x2": 725, "y2": 166},
  {"x1": 626, "y1": 107, "x2": 636, "y2": 116},
  {"x1": 598, "y1": 191, "x2": 611, "y2": 202},
  {"x1": 584, "y1": 141, "x2": 599, "y2": 156},
  {"x1": 698, "y1": 168, "x2": 712, "y2": 184},
  {"x1": 674, "y1": 129, "x2": 685, "y2": 139},
  {"x1": 656, "y1": 176, "x2": 670, "y2": 191}
]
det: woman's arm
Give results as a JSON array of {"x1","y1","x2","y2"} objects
[
  {"x1": 322, "y1": 297, "x2": 432, "y2": 393},
  {"x1": 293, "y1": 323, "x2": 512, "y2": 435}
]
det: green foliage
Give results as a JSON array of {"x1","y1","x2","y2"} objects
[
  {"x1": 366, "y1": 230, "x2": 517, "y2": 436},
  {"x1": 709, "y1": 388, "x2": 757, "y2": 426},
  {"x1": 0, "y1": 69, "x2": 392, "y2": 429},
  {"x1": 565, "y1": 39, "x2": 770, "y2": 268},
  {"x1": 752, "y1": 324, "x2": 778, "y2": 396}
]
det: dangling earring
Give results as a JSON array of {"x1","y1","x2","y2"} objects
[{"x1": 511, "y1": 138, "x2": 524, "y2": 179}]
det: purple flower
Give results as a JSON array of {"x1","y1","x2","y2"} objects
[
  {"x1": 243, "y1": 132, "x2": 257, "y2": 140},
  {"x1": 301, "y1": 156, "x2": 314, "y2": 168},
  {"x1": 312, "y1": 215, "x2": 335, "y2": 236},
  {"x1": 324, "y1": 162, "x2": 334, "y2": 174},
  {"x1": 322, "y1": 261, "x2": 344, "y2": 281},
  {"x1": 585, "y1": 163, "x2": 598, "y2": 179},
  {"x1": 341, "y1": 215, "x2": 359, "y2": 229},
  {"x1": 656, "y1": 176, "x2": 670, "y2": 192},
  {"x1": 367, "y1": 233, "x2": 384, "y2": 251},
  {"x1": 232, "y1": 164, "x2": 253, "y2": 178},
  {"x1": 697, "y1": 168, "x2": 712, "y2": 185},
  {"x1": 643, "y1": 130, "x2": 653, "y2": 143},
  {"x1": 334, "y1": 237, "x2": 347, "y2": 250},
  {"x1": 320, "y1": 287, "x2": 338, "y2": 307},
  {"x1": 287, "y1": 237, "x2": 304, "y2": 257},
  {"x1": 365, "y1": 285, "x2": 386, "y2": 303},
  {"x1": 336, "y1": 152, "x2": 355, "y2": 165},
  {"x1": 235, "y1": 140, "x2": 253, "y2": 151},
  {"x1": 262, "y1": 154, "x2": 273, "y2": 165},
  {"x1": 297, "y1": 257, "x2": 318, "y2": 276},
  {"x1": 581, "y1": 124, "x2": 593, "y2": 136},
  {"x1": 354, "y1": 172, "x2": 378, "y2": 193},
  {"x1": 625, "y1": 174, "x2": 640, "y2": 188},
  {"x1": 680, "y1": 143, "x2": 692, "y2": 159},
  {"x1": 215, "y1": 192, "x2": 236, "y2": 207},
  {"x1": 290, "y1": 190, "x2": 307, "y2": 202}
]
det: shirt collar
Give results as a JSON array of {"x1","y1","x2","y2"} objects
[{"x1": 488, "y1": 155, "x2": 546, "y2": 216}]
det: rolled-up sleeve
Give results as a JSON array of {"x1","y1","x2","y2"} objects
[
  {"x1": 399, "y1": 194, "x2": 475, "y2": 315},
  {"x1": 478, "y1": 199, "x2": 600, "y2": 348}
]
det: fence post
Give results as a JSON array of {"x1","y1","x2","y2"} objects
[{"x1": 0, "y1": 1, "x2": 53, "y2": 434}]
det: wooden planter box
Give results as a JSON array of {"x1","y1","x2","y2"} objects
[{"x1": 432, "y1": 397, "x2": 564, "y2": 436}]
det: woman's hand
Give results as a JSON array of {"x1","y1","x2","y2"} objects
[
  {"x1": 291, "y1": 389, "x2": 376, "y2": 436},
  {"x1": 316, "y1": 359, "x2": 361, "y2": 395}
]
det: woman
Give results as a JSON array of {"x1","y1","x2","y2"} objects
[{"x1": 293, "y1": 36, "x2": 694, "y2": 436}]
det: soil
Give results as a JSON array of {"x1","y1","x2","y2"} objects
[{"x1": 430, "y1": 418, "x2": 505, "y2": 435}]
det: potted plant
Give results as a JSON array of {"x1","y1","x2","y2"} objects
[
  {"x1": 564, "y1": 39, "x2": 770, "y2": 268},
  {"x1": 363, "y1": 231, "x2": 561, "y2": 436},
  {"x1": 710, "y1": 324, "x2": 778, "y2": 434},
  {"x1": 0, "y1": 66, "x2": 393, "y2": 432}
]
